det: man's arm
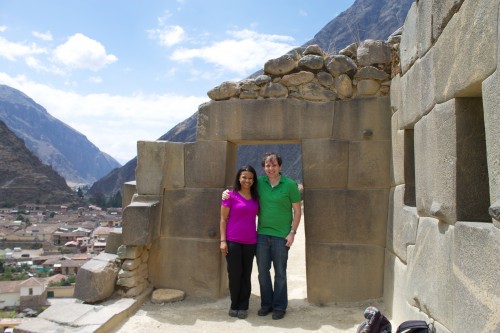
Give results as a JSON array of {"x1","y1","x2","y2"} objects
[{"x1": 285, "y1": 202, "x2": 302, "y2": 247}]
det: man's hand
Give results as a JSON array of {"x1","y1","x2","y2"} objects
[
  {"x1": 285, "y1": 232, "x2": 295, "y2": 247},
  {"x1": 222, "y1": 189, "x2": 230, "y2": 200}
]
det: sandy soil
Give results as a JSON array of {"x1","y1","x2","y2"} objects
[{"x1": 111, "y1": 214, "x2": 385, "y2": 333}]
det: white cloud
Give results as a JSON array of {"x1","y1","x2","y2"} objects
[
  {"x1": 53, "y1": 33, "x2": 118, "y2": 71},
  {"x1": 88, "y1": 76, "x2": 102, "y2": 84},
  {"x1": 170, "y1": 29, "x2": 296, "y2": 76},
  {"x1": 150, "y1": 25, "x2": 186, "y2": 47},
  {"x1": 32, "y1": 30, "x2": 53, "y2": 41},
  {"x1": 25, "y1": 56, "x2": 66, "y2": 76},
  {"x1": 149, "y1": 11, "x2": 187, "y2": 47},
  {"x1": 0, "y1": 36, "x2": 46, "y2": 61},
  {"x1": 0, "y1": 25, "x2": 7, "y2": 33},
  {"x1": 0, "y1": 73, "x2": 208, "y2": 164}
]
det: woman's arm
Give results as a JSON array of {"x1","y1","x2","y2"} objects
[{"x1": 220, "y1": 205, "x2": 230, "y2": 255}]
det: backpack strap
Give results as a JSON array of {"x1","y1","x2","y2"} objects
[{"x1": 396, "y1": 320, "x2": 429, "y2": 333}]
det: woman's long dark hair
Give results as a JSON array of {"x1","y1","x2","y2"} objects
[{"x1": 233, "y1": 165, "x2": 259, "y2": 200}]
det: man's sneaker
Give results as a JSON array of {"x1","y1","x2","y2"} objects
[
  {"x1": 228, "y1": 309, "x2": 238, "y2": 317},
  {"x1": 272, "y1": 309, "x2": 286, "y2": 320},
  {"x1": 257, "y1": 307, "x2": 273, "y2": 316},
  {"x1": 237, "y1": 310, "x2": 248, "y2": 319}
]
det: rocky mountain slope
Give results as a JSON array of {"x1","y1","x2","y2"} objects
[
  {"x1": 90, "y1": 0, "x2": 413, "y2": 197},
  {"x1": 306, "y1": 0, "x2": 412, "y2": 52},
  {"x1": 0, "y1": 120, "x2": 76, "y2": 206},
  {"x1": 0, "y1": 85, "x2": 121, "y2": 186}
]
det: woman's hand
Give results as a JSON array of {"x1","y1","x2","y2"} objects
[
  {"x1": 220, "y1": 240, "x2": 228, "y2": 255},
  {"x1": 221, "y1": 189, "x2": 230, "y2": 200}
]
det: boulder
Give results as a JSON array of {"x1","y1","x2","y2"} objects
[
  {"x1": 73, "y1": 253, "x2": 120, "y2": 303},
  {"x1": 357, "y1": 39, "x2": 392, "y2": 66},
  {"x1": 207, "y1": 81, "x2": 240, "y2": 100},
  {"x1": 264, "y1": 54, "x2": 297, "y2": 75},
  {"x1": 326, "y1": 55, "x2": 357, "y2": 77}
]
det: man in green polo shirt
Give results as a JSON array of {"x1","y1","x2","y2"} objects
[{"x1": 255, "y1": 152, "x2": 301, "y2": 320}]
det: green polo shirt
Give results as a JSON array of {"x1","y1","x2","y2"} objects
[{"x1": 257, "y1": 175, "x2": 301, "y2": 238}]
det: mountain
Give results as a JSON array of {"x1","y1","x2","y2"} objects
[
  {"x1": 305, "y1": 0, "x2": 412, "y2": 52},
  {"x1": 0, "y1": 85, "x2": 121, "y2": 186},
  {"x1": 90, "y1": 0, "x2": 413, "y2": 196},
  {"x1": 0, "y1": 120, "x2": 76, "y2": 206},
  {"x1": 89, "y1": 111, "x2": 198, "y2": 196}
]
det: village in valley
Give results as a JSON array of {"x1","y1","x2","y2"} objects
[{"x1": 0, "y1": 202, "x2": 122, "y2": 331}]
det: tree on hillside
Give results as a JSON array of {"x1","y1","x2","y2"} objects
[{"x1": 92, "y1": 192, "x2": 107, "y2": 208}]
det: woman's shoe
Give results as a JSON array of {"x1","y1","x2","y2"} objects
[
  {"x1": 228, "y1": 309, "x2": 238, "y2": 317},
  {"x1": 237, "y1": 310, "x2": 248, "y2": 319}
]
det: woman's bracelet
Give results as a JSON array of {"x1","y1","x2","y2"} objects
[{"x1": 220, "y1": 240, "x2": 226, "y2": 242}]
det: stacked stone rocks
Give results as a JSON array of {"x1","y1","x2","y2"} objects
[
  {"x1": 207, "y1": 38, "x2": 401, "y2": 102},
  {"x1": 116, "y1": 244, "x2": 151, "y2": 297}
]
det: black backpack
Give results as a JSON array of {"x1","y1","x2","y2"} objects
[
  {"x1": 396, "y1": 320, "x2": 435, "y2": 333},
  {"x1": 356, "y1": 306, "x2": 392, "y2": 333}
]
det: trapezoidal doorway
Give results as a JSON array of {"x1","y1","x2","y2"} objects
[{"x1": 142, "y1": 97, "x2": 391, "y2": 303}]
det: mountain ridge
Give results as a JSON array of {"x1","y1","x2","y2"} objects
[
  {"x1": 0, "y1": 84, "x2": 121, "y2": 186},
  {"x1": 0, "y1": 120, "x2": 76, "y2": 206}
]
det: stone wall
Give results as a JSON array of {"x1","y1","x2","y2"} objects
[
  {"x1": 72, "y1": 1, "x2": 499, "y2": 332},
  {"x1": 113, "y1": 31, "x2": 398, "y2": 302},
  {"x1": 207, "y1": 39, "x2": 398, "y2": 103},
  {"x1": 124, "y1": 96, "x2": 392, "y2": 302},
  {"x1": 385, "y1": 0, "x2": 500, "y2": 332}
]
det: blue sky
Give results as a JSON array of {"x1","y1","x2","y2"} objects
[{"x1": 0, "y1": 0, "x2": 355, "y2": 164}]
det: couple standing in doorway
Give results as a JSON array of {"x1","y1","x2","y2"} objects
[{"x1": 220, "y1": 152, "x2": 302, "y2": 320}]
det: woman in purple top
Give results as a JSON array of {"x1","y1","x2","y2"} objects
[{"x1": 220, "y1": 165, "x2": 259, "y2": 319}]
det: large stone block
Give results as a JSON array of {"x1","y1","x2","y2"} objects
[
  {"x1": 348, "y1": 140, "x2": 391, "y2": 189},
  {"x1": 122, "y1": 201, "x2": 160, "y2": 246},
  {"x1": 302, "y1": 139, "x2": 349, "y2": 189},
  {"x1": 433, "y1": 0, "x2": 497, "y2": 102},
  {"x1": 432, "y1": 0, "x2": 466, "y2": 41},
  {"x1": 332, "y1": 97, "x2": 391, "y2": 142},
  {"x1": 306, "y1": 243, "x2": 384, "y2": 303},
  {"x1": 415, "y1": 99, "x2": 490, "y2": 224},
  {"x1": 386, "y1": 185, "x2": 419, "y2": 263},
  {"x1": 399, "y1": 51, "x2": 435, "y2": 129},
  {"x1": 161, "y1": 188, "x2": 221, "y2": 239},
  {"x1": 483, "y1": 70, "x2": 500, "y2": 226},
  {"x1": 104, "y1": 229, "x2": 123, "y2": 255},
  {"x1": 453, "y1": 222, "x2": 500, "y2": 332},
  {"x1": 73, "y1": 253, "x2": 120, "y2": 303},
  {"x1": 390, "y1": 112, "x2": 404, "y2": 186},
  {"x1": 384, "y1": 249, "x2": 428, "y2": 326},
  {"x1": 122, "y1": 181, "x2": 136, "y2": 208},
  {"x1": 184, "y1": 141, "x2": 236, "y2": 188},
  {"x1": 400, "y1": 1, "x2": 418, "y2": 74},
  {"x1": 148, "y1": 237, "x2": 227, "y2": 298},
  {"x1": 417, "y1": 0, "x2": 433, "y2": 57},
  {"x1": 136, "y1": 141, "x2": 185, "y2": 195},
  {"x1": 407, "y1": 217, "x2": 454, "y2": 329},
  {"x1": 390, "y1": 74, "x2": 401, "y2": 113},
  {"x1": 197, "y1": 99, "x2": 334, "y2": 142},
  {"x1": 299, "y1": 100, "x2": 335, "y2": 139},
  {"x1": 303, "y1": 189, "x2": 389, "y2": 246}
]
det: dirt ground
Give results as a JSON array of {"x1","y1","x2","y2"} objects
[{"x1": 111, "y1": 214, "x2": 385, "y2": 333}]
